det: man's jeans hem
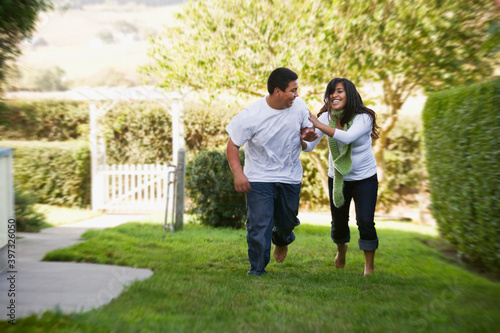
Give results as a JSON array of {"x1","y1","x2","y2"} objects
[{"x1": 248, "y1": 270, "x2": 268, "y2": 276}]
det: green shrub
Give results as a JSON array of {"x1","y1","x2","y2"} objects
[
  {"x1": 4, "y1": 141, "x2": 91, "y2": 208},
  {"x1": 378, "y1": 118, "x2": 425, "y2": 211},
  {"x1": 15, "y1": 189, "x2": 47, "y2": 232},
  {"x1": 31, "y1": 66, "x2": 69, "y2": 92},
  {"x1": 186, "y1": 149, "x2": 246, "y2": 228},
  {"x1": 423, "y1": 77, "x2": 500, "y2": 271},
  {"x1": 96, "y1": 31, "x2": 115, "y2": 44}
]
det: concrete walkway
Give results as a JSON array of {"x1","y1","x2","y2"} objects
[{"x1": 0, "y1": 215, "x2": 154, "y2": 321}]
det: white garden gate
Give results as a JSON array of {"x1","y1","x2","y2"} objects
[
  {"x1": 96, "y1": 163, "x2": 176, "y2": 213},
  {"x1": 67, "y1": 86, "x2": 186, "y2": 229}
]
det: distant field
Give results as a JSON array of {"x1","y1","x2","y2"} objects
[
  {"x1": 18, "y1": 42, "x2": 151, "y2": 82},
  {"x1": 15, "y1": 4, "x2": 182, "y2": 85},
  {"x1": 34, "y1": 4, "x2": 181, "y2": 47}
]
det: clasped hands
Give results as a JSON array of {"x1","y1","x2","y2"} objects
[{"x1": 301, "y1": 112, "x2": 319, "y2": 142}]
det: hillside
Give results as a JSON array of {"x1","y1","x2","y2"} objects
[{"x1": 12, "y1": 3, "x2": 183, "y2": 89}]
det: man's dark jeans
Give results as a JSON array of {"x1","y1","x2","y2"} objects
[{"x1": 245, "y1": 182, "x2": 301, "y2": 275}]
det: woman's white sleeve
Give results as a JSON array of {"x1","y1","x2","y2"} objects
[{"x1": 332, "y1": 114, "x2": 372, "y2": 145}]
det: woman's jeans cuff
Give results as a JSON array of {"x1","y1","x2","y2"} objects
[
  {"x1": 332, "y1": 229, "x2": 350, "y2": 244},
  {"x1": 358, "y1": 238, "x2": 378, "y2": 251}
]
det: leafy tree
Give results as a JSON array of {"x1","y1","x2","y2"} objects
[
  {"x1": 322, "y1": 0, "x2": 500, "y2": 180},
  {"x1": 142, "y1": 0, "x2": 499, "y2": 182},
  {"x1": 0, "y1": 0, "x2": 52, "y2": 90},
  {"x1": 114, "y1": 20, "x2": 138, "y2": 34},
  {"x1": 33, "y1": 66, "x2": 68, "y2": 91},
  {"x1": 96, "y1": 30, "x2": 115, "y2": 44},
  {"x1": 141, "y1": 0, "x2": 337, "y2": 96}
]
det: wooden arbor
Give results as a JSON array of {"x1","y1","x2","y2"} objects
[{"x1": 67, "y1": 86, "x2": 186, "y2": 230}]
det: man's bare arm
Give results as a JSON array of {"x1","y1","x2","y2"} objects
[{"x1": 226, "y1": 138, "x2": 251, "y2": 193}]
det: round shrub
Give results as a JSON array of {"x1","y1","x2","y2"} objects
[
  {"x1": 186, "y1": 149, "x2": 246, "y2": 229},
  {"x1": 15, "y1": 189, "x2": 47, "y2": 232}
]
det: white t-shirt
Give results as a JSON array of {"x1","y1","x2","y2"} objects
[
  {"x1": 303, "y1": 112, "x2": 377, "y2": 181},
  {"x1": 226, "y1": 96, "x2": 312, "y2": 183}
]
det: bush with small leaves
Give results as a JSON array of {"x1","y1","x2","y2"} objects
[
  {"x1": 15, "y1": 189, "x2": 47, "y2": 232},
  {"x1": 186, "y1": 149, "x2": 246, "y2": 229}
]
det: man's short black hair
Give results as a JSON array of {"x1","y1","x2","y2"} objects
[{"x1": 267, "y1": 67, "x2": 298, "y2": 95}]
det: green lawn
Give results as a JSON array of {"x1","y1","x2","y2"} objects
[{"x1": 2, "y1": 219, "x2": 499, "y2": 332}]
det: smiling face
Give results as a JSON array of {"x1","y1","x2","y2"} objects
[
  {"x1": 278, "y1": 80, "x2": 299, "y2": 108},
  {"x1": 272, "y1": 79, "x2": 299, "y2": 109},
  {"x1": 329, "y1": 82, "x2": 347, "y2": 111}
]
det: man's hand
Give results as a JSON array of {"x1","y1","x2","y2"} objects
[
  {"x1": 301, "y1": 126, "x2": 318, "y2": 142},
  {"x1": 233, "y1": 172, "x2": 251, "y2": 193}
]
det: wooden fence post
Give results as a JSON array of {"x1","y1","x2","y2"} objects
[
  {"x1": 90, "y1": 101, "x2": 101, "y2": 211},
  {"x1": 174, "y1": 148, "x2": 186, "y2": 231}
]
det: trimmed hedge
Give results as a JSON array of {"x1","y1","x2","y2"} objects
[
  {"x1": 422, "y1": 77, "x2": 500, "y2": 271},
  {"x1": 103, "y1": 101, "x2": 173, "y2": 164},
  {"x1": 0, "y1": 100, "x2": 89, "y2": 140},
  {"x1": 0, "y1": 99, "x2": 236, "y2": 163},
  {"x1": 2, "y1": 141, "x2": 91, "y2": 208}
]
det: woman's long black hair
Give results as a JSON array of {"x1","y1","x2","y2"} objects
[{"x1": 317, "y1": 78, "x2": 380, "y2": 139}]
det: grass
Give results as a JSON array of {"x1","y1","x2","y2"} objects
[{"x1": 2, "y1": 219, "x2": 499, "y2": 332}]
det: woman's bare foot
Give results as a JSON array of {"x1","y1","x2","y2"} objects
[
  {"x1": 334, "y1": 244, "x2": 348, "y2": 268},
  {"x1": 364, "y1": 250, "x2": 375, "y2": 276},
  {"x1": 273, "y1": 245, "x2": 288, "y2": 263}
]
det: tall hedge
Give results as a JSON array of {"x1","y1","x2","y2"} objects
[
  {"x1": 102, "y1": 99, "x2": 233, "y2": 164},
  {"x1": 422, "y1": 77, "x2": 500, "y2": 271},
  {"x1": 0, "y1": 99, "x2": 235, "y2": 162},
  {"x1": 2, "y1": 141, "x2": 91, "y2": 207},
  {"x1": 0, "y1": 100, "x2": 89, "y2": 140}
]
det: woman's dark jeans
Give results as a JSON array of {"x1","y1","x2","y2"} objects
[{"x1": 328, "y1": 174, "x2": 379, "y2": 251}]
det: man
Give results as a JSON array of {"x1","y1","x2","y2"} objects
[{"x1": 226, "y1": 67, "x2": 317, "y2": 276}]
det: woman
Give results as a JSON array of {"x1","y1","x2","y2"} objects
[{"x1": 303, "y1": 78, "x2": 380, "y2": 275}]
